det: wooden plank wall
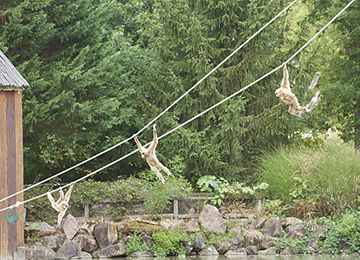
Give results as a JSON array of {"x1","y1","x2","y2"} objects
[{"x1": 0, "y1": 90, "x2": 24, "y2": 259}]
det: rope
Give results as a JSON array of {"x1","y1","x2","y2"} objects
[
  {"x1": 1, "y1": 0, "x2": 354, "y2": 213},
  {"x1": 0, "y1": 0, "x2": 299, "y2": 205}
]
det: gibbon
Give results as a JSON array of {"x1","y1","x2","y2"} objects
[
  {"x1": 134, "y1": 124, "x2": 171, "y2": 184},
  {"x1": 275, "y1": 65, "x2": 310, "y2": 117},
  {"x1": 47, "y1": 185, "x2": 73, "y2": 227}
]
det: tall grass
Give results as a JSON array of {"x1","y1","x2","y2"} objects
[{"x1": 257, "y1": 134, "x2": 360, "y2": 208}]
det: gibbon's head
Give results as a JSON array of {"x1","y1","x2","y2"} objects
[
  {"x1": 139, "y1": 147, "x2": 149, "y2": 158},
  {"x1": 60, "y1": 202, "x2": 68, "y2": 210}
]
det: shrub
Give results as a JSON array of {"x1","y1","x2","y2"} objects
[
  {"x1": 151, "y1": 229, "x2": 188, "y2": 256},
  {"x1": 257, "y1": 135, "x2": 360, "y2": 213},
  {"x1": 125, "y1": 230, "x2": 151, "y2": 256}
]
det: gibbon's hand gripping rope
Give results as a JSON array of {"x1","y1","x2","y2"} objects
[
  {"x1": 0, "y1": 0, "x2": 299, "y2": 205},
  {"x1": 0, "y1": 0, "x2": 355, "y2": 213}
]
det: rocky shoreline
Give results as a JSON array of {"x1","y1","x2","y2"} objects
[{"x1": 24, "y1": 204, "x2": 359, "y2": 259}]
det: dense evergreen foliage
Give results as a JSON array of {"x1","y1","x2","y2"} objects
[{"x1": 0, "y1": 0, "x2": 358, "y2": 185}]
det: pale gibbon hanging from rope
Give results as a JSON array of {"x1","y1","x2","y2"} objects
[
  {"x1": 275, "y1": 65, "x2": 321, "y2": 118},
  {"x1": 47, "y1": 185, "x2": 73, "y2": 227},
  {"x1": 133, "y1": 124, "x2": 172, "y2": 184}
]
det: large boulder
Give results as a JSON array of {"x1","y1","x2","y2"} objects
[
  {"x1": 40, "y1": 234, "x2": 64, "y2": 251},
  {"x1": 199, "y1": 246, "x2": 219, "y2": 255},
  {"x1": 94, "y1": 222, "x2": 118, "y2": 249},
  {"x1": 280, "y1": 217, "x2": 303, "y2": 227},
  {"x1": 192, "y1": 235, "x2": 205, "y2": 252},
  {"x1": 199, "y1": 204, "x2": 226, "y2": 233},
  {"x1": 259, "y1": 236, "x2": 277, "y2": 250},
  {"x1": 182, "y1": 218, "x2": 200, "y2": 233},
  {"x1": 73, "y1": 232, "x2": 98, "y2": 253},
  {"x1": 286, "y1": 224, "x2": 306, "y2": 239},
  {"x1": 92, "y1": 242, "x2": 126, "y2": 258},
  {"x1": 225, "y1": 248, "x2": 247, "y2": 256},
  {"x1": 230, "y1": 235, "x2": 244, "y2": 246},
  {"x1": 245, "y1": 245, "x2": 258, "y2": 255},
  {"x1": 25, "y1": 242, "x2": 56, "y2": 260},
  {"x1": 60, "y1": 214, "x2": 79, "y2": 240},
  {"x1": 25, "y1": 222, "x2": 56, "y2": 237},
  {"x1": 54, "y1": 240, "x2": 80, "y2": 259},
  {"x1": 264, "y1": 217, "x2": 283, "y2": 237},
  {"x1": 71, "y1": 251, "x2": 93, "y2": 259},
  {"x1": 215, "y1": 239, "x2": 233, "y2": 255}
]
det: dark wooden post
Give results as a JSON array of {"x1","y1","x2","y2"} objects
[{"x1": 0, "y1": 51, "x2": 29, "y2": 259}]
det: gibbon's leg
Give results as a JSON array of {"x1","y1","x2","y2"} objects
[
  {"x1": 156, "y1": 162, "x2": 172, "y2": 176},
  {"x1": 150, "y1": 165, "x2": 165, "y2": 184},
  {"x1": 305, "y1": 91, "x2": 321, "y2": 112},
  {"x1": 57, "y1": 208, "x2": 67, "y2": 228},
  {"x1": 64, "y1": 185, "x2": 73, "y2": 203}
]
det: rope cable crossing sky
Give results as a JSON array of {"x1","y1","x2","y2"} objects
[
  {"x1": 0, "y1": 0, "x2": 355, "y2": 213},
  {"x1": 0, "y1": 0, "x2": 299, "y2": 205}
]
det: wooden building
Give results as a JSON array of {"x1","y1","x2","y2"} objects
[{"x1": 0, "y1": 50, "x2": 29, "y2": 259}]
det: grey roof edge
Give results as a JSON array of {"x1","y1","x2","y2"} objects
[{"x1": 0, "y1": 50, "x2": 30, "y2": 90}]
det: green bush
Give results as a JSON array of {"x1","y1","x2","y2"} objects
[
  {"x1": 144, "y1": 177, "x2": 192, "y2": 217},
  {"x1": 257, "y1": 135, "x2": 360, "y2": 210},
  {"x1": 322, "y1": 212, "x2": 360, "y2": 254},
  {"x1": 151, "y1": 229, "x2": 189, "y2": 257},
  {"x1": 125, "y1": 231, "x2": 151, "y2": 256}
]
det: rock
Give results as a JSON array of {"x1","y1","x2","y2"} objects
[
  {"x1": 70, "y1": 251, "x2": 93, "y2": 259},
  {"x1": 230, "y1": 235, "x2": 243, "y2": 246},
  {"x1": 94, "y1": 222, "x2": 118, "y2": 249},
  {"x1": 245, "y1": 245, "x2": 258, "y2": 255},
  {"x1": 73, "y1": 232, "x2": 98, "y2": 253},
  {"x1": 199, "y1": 204, "x2": 226, "y2": 233},
  {"x1": 192, "y1": 235, "x2": 205, "y2": 252},
  {"x1": 250, "y1": 217, "x2": 266, "y2": 230},
  {"x1": 247, "y1": 230, "x2": 264, "y2": 245},
  {"x1": 264, "y1": 217, "x2": 283, "y2": 237},
  {"x1": 142, "y1": 235, "x2": 154, "y2": 246},
  {"x1": 25, "y1": 242, "x2": 56, "y2": 260},
  {"x1": 306, "y1": 238, "x2": 318, "y2": 250},
  {"x1": 225, "y1": 248, "x2": 247, "y2": 256},
  {"x1": 259, "y1": 236, "x2": 277, "y2": 250},
  {"x1": 129, "y1": 251, "x2": 153, "y2": 258},
  {"x1": 339, "y1": 240, "x2": 351, "y2": 251},
  {"x1": 159, "y1": 219, "x2": 171, "y2": 229},
  {"x1": 54, "y1": 240, "x2": 80, "y2": 259},
  {"x1": 60, "y1": 214, "x2": 79, "y2": 240},
  {"x1": 215, "y1": 239, "x2": 232, "y2": 255},
  {"x1": 280, "y1": 246, "x2": 295, "y2": 255},
  {"x1": 92, "y1": 242, "x2": 126, "y2": 258},
  {"x1": 258, "y1": 247, "x2": 277, "y2": 255},
  {"x1": 180, "y1": 240, "x2": 193, "y2": 255},
  {"x1": 183, "y1": 218, "x2": 200, "y2": 233},
  {"x1": 286, "y1": 224, "x2": 305, "y2": 239},
  {"x1": 199, "y1": 246, "x2": 219, "y2": 255},
  {"x1": 25, "y1": 222, "x2": 56, "y2": 237},
  {"x1": 40, "y1": 234, "x2": 64, "y2": 251},
  {"x1": 280, "y1": 217, "x2": 303, "y2": 227},
  {"x1": 229, "y1": 226, "x2": 247, "y2": 235}
]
